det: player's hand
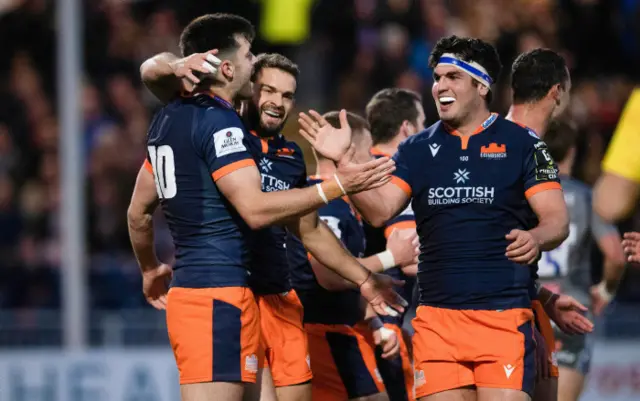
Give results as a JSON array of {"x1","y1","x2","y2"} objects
[
  {"x1": 169, "y1": 50, "x2": 220, "y2": 93},
  {"x1": 359, "y1": 272, "x2": 408, "y2": 317},
  {"x1": 373, "y1": 326, "x2": 400, "y2": 359},
  {"x1": 589, "y1": 281, "x2": 615, "y2": 316},
  {"x1": 505, "y1": 229, "x2": 540, "y2": 265},
  {"x1": 546, "y1": 294, "x2": 593, "y2": 335},
  {"x1": 622, "y1": 231, "x2": 640, "y2": 263},
  {"x1": 387, "y1": 229, "x2": 420, "y2": 267},
  {"x1": 142, "y1": 263, "x2": 173, "y2": 310},
  {"x1": 335, "y1": 153, "x2": 395, "y2": 194},
  {"x1": 299, "y1": 109, "x2": 352, "y2": 162},
  {"x1": 400, "y1": 263, "x2": 418, "y2": 277},
  {"x1": 533, "y1": 326, "x2": 550, "y2": 380}
]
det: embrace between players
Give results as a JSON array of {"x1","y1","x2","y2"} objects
[{"x1": 127, "y1": 13, "x2": 604, "y2": 401}]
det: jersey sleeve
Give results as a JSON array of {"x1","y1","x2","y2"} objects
[
  {"x1": 391, "y1": 141, "x2": 412, "y2": 197},
  {"x1": 602, "y1": 89, "x2": 640, "y2": 183},
  {"x1": 195, "y1": 110, "x2": 256, "y2": 182},
  {"x1": 384, "y1": 204, "x2": 416, "y2": 238},
  {"x1": 522, "y1": 136, "x2": 562, "y2": 199}
]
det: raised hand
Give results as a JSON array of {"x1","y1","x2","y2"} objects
[
  {"x1": 299, "y1": 109, "x2": 352, "y2": 162},
  {"x1": 359, "y1": 272, "x2": 407, "y2": 317},
  {"x1": 169, "y1": 50, "x2": 220, "y2": 93},
  {"x1": 142, "y1": 263, "x2": 173, "y2": 310},
  {"x1": 387, "y1": 228, "x2": 420, "y2": 267},
  {"x1": 622, "y1": 231, "x2": 640, "y2": 263}
]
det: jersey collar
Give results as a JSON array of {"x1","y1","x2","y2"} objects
[{"x1": 443, "y1": 112, "x2": 498, "y2": 150}]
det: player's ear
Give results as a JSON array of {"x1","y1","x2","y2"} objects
[
  {"x1": 219, "y1": 60, "x2": 235, "y2": 81},
  {"x1": 549, "y1": 84, "x2": 562, "y2": 106},
  {"x1": 477, "y1": 84, "x2": 489, "y2": 98}
]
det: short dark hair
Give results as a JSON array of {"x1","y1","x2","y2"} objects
[
  {"x1": 544, "y1": 119, "x2": 578, "y2": 162},
  {"x1": 511, "y1": 49, "x2": 568, "y2": 104},
  {"x1": 323, "y1": 111, "x2": 370, "y2": 133},
  {"x1": 179, "y1": 13, "x2": 255, "y2": 57},
  {"x1": 429, "y1": 35, "x2": 502, "y2": 100},
  {"x1": 251, "y1": 53, "x2": 300, "y2": 82},
  {"x1": 365, "y1": 88, "x2": 422, "y2": 145}
]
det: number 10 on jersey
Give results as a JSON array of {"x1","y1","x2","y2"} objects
[{"x1": 148, "y1": 145, "x2": 177, "y2": 199}]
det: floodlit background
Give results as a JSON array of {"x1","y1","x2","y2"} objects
[{"x1": 0, "y1": 0, "x2": 638, "y2": 400}]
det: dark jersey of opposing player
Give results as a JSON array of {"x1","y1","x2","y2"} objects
[
  {"x1": 365, "y1": 148, "x2": 417, "y2": 322},
  {"x1": 145, "y1": 94, "x2": 257, "y2": 289},
  {"x1": 391, "y1": 113, "x2": 561, "y2": 310},
  {"x1": 287, "y1": 177, "x2": 366, "y2": 326},
  {"x1": 247, "y1": 131, "x2": 307, "y2": 295}
]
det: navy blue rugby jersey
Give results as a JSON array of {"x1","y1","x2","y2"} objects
[
  {"x1": 390, "y1": 113, "x2": 561, "y2": 310},
  {"x1": 246, "y1": 131, "x2": 307, "y2": 295},
  {"x1": 287, "y1": 177, "x2": 366, "y2": 325},
  {"x1": 145, "y1": 94, "x2": 257, "y2": 288},
  {"x1": 366, "y1": 147, "x2": 417, "y2": 324}
]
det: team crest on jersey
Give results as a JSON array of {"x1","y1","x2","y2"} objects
[
  {"x1": 480, "y1": 143, "x2": 507, "y2": 159},
  {"x1": 259, "y1": 157, "x2": 273, "y2": 172},
  {"x1": 276, "y1": 147, "x2": 296, "y2": 158},
  {"x1": 213, "y1": 127, "x2": 246, "y2": 157}
]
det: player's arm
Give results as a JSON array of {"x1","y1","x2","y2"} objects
[
  {"x1": 298, "y1": 109, "x2": 410, "y2": 226},
  {"x1": 589, "y1": 209, "x2": 626, "y2": 315},
  {"x1": 127, "y1": 162, "x2": 161, "y2": 273},
  {"x1": 593, "y1": 89, "x2": 640, "y2": 223},
  {"x1": 140, "y1": 51, "x2": 220, "y2": 104},
  {"x1": 508, "y1": 139, "x2": 569, "y2": 264},
  {"x1": 218, "y1": 158, "x2": 392, "y2": 230}
]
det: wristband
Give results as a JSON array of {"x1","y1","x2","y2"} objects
[
  {"x1": 379, "y1": 326, "x2": 394, "y2": 341},
  {"x1": 369, "y1": 316, "x2": 383, "y2": 331},
  {"x1": 316, "y1": 183, "x2": 329, "y2": 204},
  {"x1": 333, "y1": 173, "x2": 347, "y2": 195},
  {"x1": 377, "y1": 250, "x2": 396, "y2": 271},
  {"x1": 596, "y1": 281, "x2": 615, "y2": 303}
]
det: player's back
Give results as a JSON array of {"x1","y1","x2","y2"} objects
[
  {"x1": 393, "y1": 114, "x2": 561, "y2": 310},
  {"x1": 538, "y1": 176, "x2": 600, "y2": 306},
  {"x1": 146, "y1": 95, "x2": 254, "y2": 288}
]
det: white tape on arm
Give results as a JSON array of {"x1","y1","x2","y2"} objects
[
  {"x1": 596, "y1": 281, "x2": 615, "y2": 303},
  {"x1": 377, "y1": 250, "x2": 396, "y2": 271}
]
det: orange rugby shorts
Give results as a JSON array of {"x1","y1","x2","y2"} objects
[
  {"x1": 412, "y1": 306, "x2": 536, "y2": 398},
  {"x1": 531, "y1": 300, "x2": 559, "y2": 378},
  {"x1": 257, "y1": 290, "x2": 312, "y2": 387},
  {"x1": 305, "y1": 322, "x2": 385, "y2": 400},
  {"x1": 166, "y1": 286, "x2": 260, "y2": 385}
]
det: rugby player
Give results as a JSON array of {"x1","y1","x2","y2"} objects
[
  {"x1": 127, "y1": 14, "x2": 404, "y2": 401},
  {"x1": 540, "y1": 120, "x2": 625, "y2": 401},
  {"x1": 300, "y1": 35, "x2": 572, "y2": 401},
  {"x1": 364, "y1": 88, "x2": 426, "y2": 401},
  {"x1": 287, "y1": 111, "x2": 419, "y2": 401},
  {"x1": 593, "y1": 88, "x2": 640, "y2": 223}
]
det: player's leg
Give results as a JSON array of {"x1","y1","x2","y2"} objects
[
  {"x1": 375, "y1": 320, "x2": 415, "y2": 401},
  {"x1": 555, "y1": 325, "x2": 593, "y2": 401},
  {"x1": 258, "y1": 291, "x2": 313, "y2": 401},
  {"x1": 470, "y1": 309, "x2": 536, "y2": 401},
  {"x1": 306, "y1": 322, "x2": 387, "y2": 401},
  {"x1": 166, "y1": 287, "x2": 261, "y2": 401},
  {"x1": 413, "y1": 306, "x2": 476, "y2": 401},
  {"x1": 531, "y1": 301, "x2": 559, "y2": 401}
]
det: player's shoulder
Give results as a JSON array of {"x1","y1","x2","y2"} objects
[{"x1": 496, "y1": 116, "x2": 540, "y2": 143}]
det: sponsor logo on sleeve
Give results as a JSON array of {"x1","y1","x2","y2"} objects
[{"x1": 213, "y1": 127, "x2": 247, "y2": 157}]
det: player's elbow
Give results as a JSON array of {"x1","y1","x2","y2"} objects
[{"x1": 240, "y1": 210, "x2": 272, "y2": 231}]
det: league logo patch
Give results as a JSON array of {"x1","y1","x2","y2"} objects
[
  {"x1": 213, "y1": 127, "x2": 247, "y2": 157},
  {"x1": 480, "y1": 143, "x2": 507, "y2": 159}
]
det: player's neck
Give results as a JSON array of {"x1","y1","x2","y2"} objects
[
  {"x1": 207, "y1": 86, "x2": 235, "y2": 105},
  {"x1": 315, "y1": 159, "x2": 336, "y2": 178},
  {"x1": 506, "y1": 103, "x2": 551, "y2": 137},
  {"x1": 373, "y1": 140, "x2": 400, "y2": 156},
  {"x1": 454, "y1": 110, "x2": 492, "y2": 136}
]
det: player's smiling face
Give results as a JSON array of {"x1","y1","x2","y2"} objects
[
  {"x1": 432, "y1": 64, "x2": 484, "y2": 124},
  {"x1": 249, "y1": 67, "x2": 297, "y2": 135}
]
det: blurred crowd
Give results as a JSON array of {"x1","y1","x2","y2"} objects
[{"x1": 0, "y1": 0, "x2": 639, "y2": 314}]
